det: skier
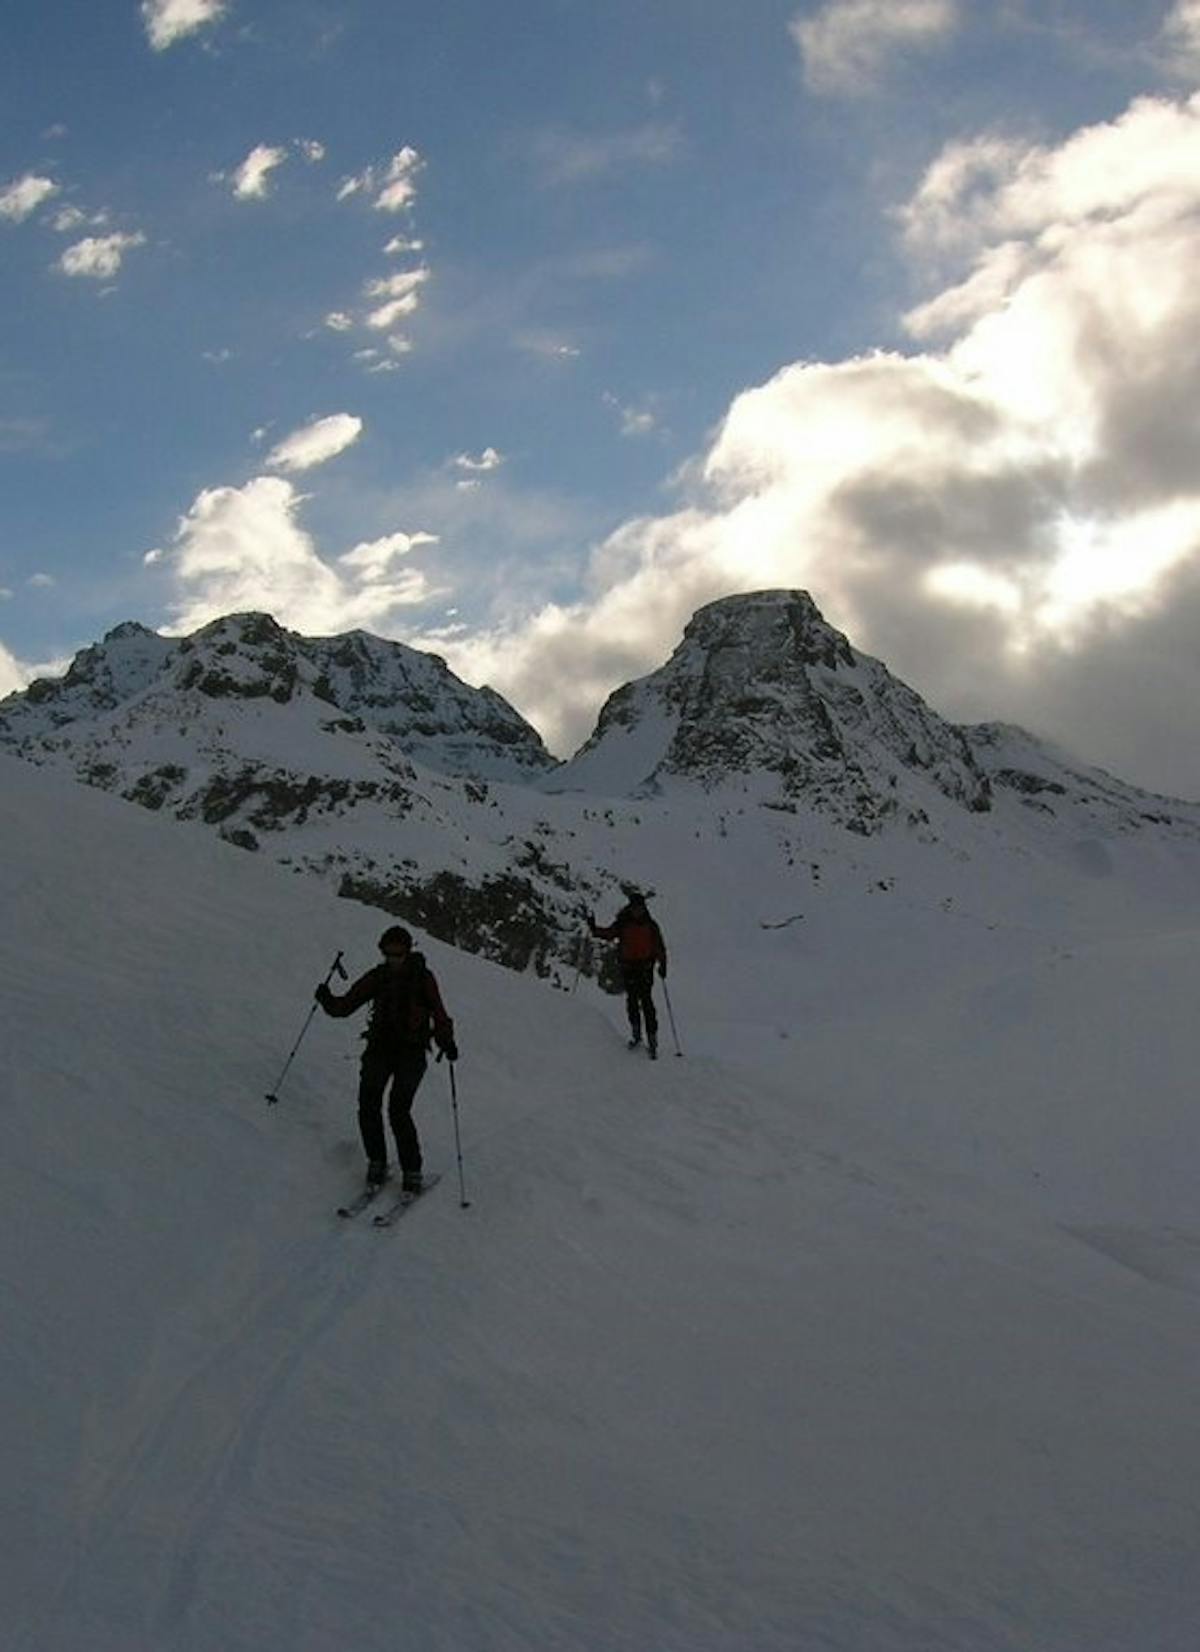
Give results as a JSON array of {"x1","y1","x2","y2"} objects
[
  {"x1": 316, "y1": 925, "x2": 457, "y2": 1192},
  {"x1": 590, "y1": 889, "x2": 668, "y2": 1057}
]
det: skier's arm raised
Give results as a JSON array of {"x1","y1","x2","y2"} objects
[{"x1": 316, "y1": 967, "x2": 379, "y2": 1018}]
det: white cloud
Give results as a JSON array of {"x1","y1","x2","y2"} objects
[
  {"x1": 157, "y1": 476, "x2": 440, "y2": 635},
  {"x1": 0, "y1": 174, "x2": 59, "y2": 223},
  {"x1": 428, "y1": 89, "x2": 1200, "y2": 794},
  {"x1": 363, "y1": 267, "x2": 430, "y2": 330},
  {"x1": 325, "y1": 311, "x2": 354, "y2": 332},
  {"x1": 792, "y1": 0, "x2": 959, "y2": 95},
  {"x1": 338, "y1": 530, "x2": 439, "y2": 582},
  {"x1": 453, "y1": 448, "x2": 504, "y2": 474},
  {"x1": 265, "y1": 413, "x2": 364, "y2": 473},
  {"x1": 58, "y1": 232, "x2": 146, "y2": 279},
  {"x1": 338, "y1": 147, "x2": 424, "y2": 212},
  {"x1": 297, "y1": 139, "x2": 326, "y2": 164},
  {"x1": 0, "y1": 640, "x2": 28, "y2": 697},
  {"x1": 141, "y1": 0, "x2": 227, "y2": 51},
  {"x1": 232, "y1": 144, "x2": 289, "y2": 201},
  {"x1": 375, "y1": 147, "x2": 424, "y2": 212},
  {"x1": 384, "y1": 234, "x2": 424, "y2": 256},
  {"x1": 51, "y1": 205, "x2": 87, "y2": 233}
]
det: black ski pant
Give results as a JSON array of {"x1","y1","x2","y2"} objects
[
  {"x1": 622, "y1": 961, "x2": 658, "y2": 1045},
  {"x1": 358, "y1": 1043, "x2": 426, "y2": 1175}
]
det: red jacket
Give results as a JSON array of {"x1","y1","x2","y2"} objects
[{"x1": 592, "y1": 906, "x2": 667, "y2": 971}]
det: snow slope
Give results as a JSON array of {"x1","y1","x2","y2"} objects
[{"x1": 4, "y1": 751, "x2": 1200, "y2": 1651}]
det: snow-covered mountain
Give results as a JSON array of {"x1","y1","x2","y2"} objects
[
  {"x1": 0, "y1": 610, "x2": 555, "y2": 785},
  {"x1": 2, "y1": 592, "x2": 1198, "y2": 988},
  {"x1": 551, "y1": 589, "x2": 992, "y2": 827}
]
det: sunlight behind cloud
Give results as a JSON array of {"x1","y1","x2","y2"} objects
[
  {"x1": 160, "y1": 477, "x2": 440, "y2": 636},
  {"x1": 426, "y1": 87, "x2": 1200, "y2": 779},
  {"x1": 0, "y1": 638, "x2": 28, "y2": 697}
]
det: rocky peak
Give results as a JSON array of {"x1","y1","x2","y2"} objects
[
  {"x1": 6, "y1": 623, "x2": 173, "y2": 722},
  {"x1": 553, "y1": 589, "x2": 992, "y2": 830}
]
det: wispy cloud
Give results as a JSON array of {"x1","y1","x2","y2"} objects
[
  {"x1": 337, "y1": 147, "x2": 424, "y2": 212},
  {"x1": 363, "y1": 267, "x2": 430, "y2": 331},
  {"x1": 515, "y1": 329, "x2": 582, "y2": 362},
  {"x1": 266, "y1": 413, "x2": 364, "y2": 473},
  {"x1": 58, "y1": 232, "x2": 146, "y2": 279},
  {"x1": 792, "y1": 0, "x2": 960, "y2": 95},
  {"x1": 531, "y1": 122, "x2": 683, "y2": 186},
  {"x1": 453, "y1": 448, "x2": 504, "y2": 474},
  {"x1": 338, "y1": 530, "x2": 439, "y2": 582},
  {"x1": 603, "y1": 393, "x2": 660, "y2": 439},
  {"x1": 141, "y1": 0, "x2": 228, "y2": 52},
  {"x1": 0, "y1": 417, "x2": 53, "y2": 453},
  {"x1": 0, "y1": 174, "x2": 60, "y2": 223},
  {"x1": 1160, "y1": 0, "x2": 1200, "y2": 77}
]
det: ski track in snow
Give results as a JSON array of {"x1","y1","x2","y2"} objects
[{"x1": 58, "y1": 1230, "x2": 386, "y2": 1642}]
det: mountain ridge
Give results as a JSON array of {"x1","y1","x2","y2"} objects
[{"x1": 3, "y1": 590, "x2": 1198, "y2": 982}]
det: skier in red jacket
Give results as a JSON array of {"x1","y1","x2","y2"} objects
[{"x1": 590, "y1": 890, "x2": 668, "y2": 1058}]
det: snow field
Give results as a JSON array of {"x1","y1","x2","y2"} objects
[{"x1": 3, "y1": 755, "x2": 1200, "y2": 1650}]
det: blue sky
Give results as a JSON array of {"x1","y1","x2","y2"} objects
[{"x1": 4, "y1": 1, "x2": 1200, "y2": 791}]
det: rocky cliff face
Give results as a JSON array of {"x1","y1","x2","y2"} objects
[{"x1": 552, "y1": 590, "x2": 992, "y2": 832}]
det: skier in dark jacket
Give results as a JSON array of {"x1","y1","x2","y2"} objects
[
  {"x1": 590, "y1": 890, "x2": 668, "y2": 1058},
  {"x1": 316, "y1": 925, "x2": 457, "y2": 1192}
]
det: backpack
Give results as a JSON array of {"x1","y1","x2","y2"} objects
[
  {"x1": 619, "y1": 912, "x2": 660, "y2": 963},
  {"x1": 367, "y1": 957, "x2": 431, "y2": 1046}
]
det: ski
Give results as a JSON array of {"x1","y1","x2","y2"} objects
[
  {"x1": 336, "y1": 1181, "x2": 389, "y2": 1220},
  {"x1": 372, "y1": 1172, "x2": 442, "y2": 1228}
]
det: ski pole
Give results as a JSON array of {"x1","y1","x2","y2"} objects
[
  {"x1": 447, "y1": 1061, "x2": 471, "y2": 1208},
  {"x1": 265, "y1": 950, "x2": 347, "y2": 1105},
  {"x1": 661, "y1": 978, "x2": 684, "y2": 1058}
]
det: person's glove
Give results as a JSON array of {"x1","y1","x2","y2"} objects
[
  {"x1": 439, "y1": 1038, "x2": 459, "y2": 1063},
  {"x1": 315, "y1": 983, "x2": 334, "y2": 1008}
]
